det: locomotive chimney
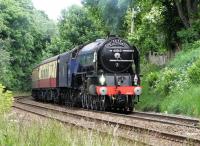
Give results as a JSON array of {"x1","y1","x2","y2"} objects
[{"x1": 107, "y1": 31, "x2": 117, "y2": 38}]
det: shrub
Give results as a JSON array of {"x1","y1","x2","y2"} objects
[
  {"x1": 177, "y1": 20, "x2": 200, "y2": 44},
  {"x1": 0, "y1": 84, "x2": 13, "y2": 114},
  {"x1": 146, "y1": 72, "x2": 159, "y2": 88},
  {"x1": 187, "y1": 58, "x2": 200, "y2": 84},
  {"x1": 155, "y1": 68, "x2": 178, "y2": 95}
]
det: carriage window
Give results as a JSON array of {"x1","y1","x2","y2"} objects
[{"x1": 41, "y1": 69, "x2": 44, "y2": 79}]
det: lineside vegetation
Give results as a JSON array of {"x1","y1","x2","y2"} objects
[{"x1": 138, "y1": 41, "x2": 200, "y2": 117}]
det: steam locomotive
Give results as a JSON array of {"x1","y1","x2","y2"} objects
[{"x1": 32, "y1": 36, "x2": 142, "y2": 112}]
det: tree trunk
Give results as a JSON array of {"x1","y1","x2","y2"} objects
[
  {"x1": 175, "y1": 0, "x2": 190, "y2": 28},
  {"x1": 192, "y1": 0, "x2": 199, "y2": 15},
  {"x1": 186, "y1": 0, "x2": 193, "y2": 24}
]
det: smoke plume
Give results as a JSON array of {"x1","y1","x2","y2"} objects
[{"x1": 98, "y1": 0, "x2": 131, "y2": 35}]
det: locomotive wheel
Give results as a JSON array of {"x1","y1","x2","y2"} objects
[
  {"x1": 83, "y1": 94, "x2": 87, "y2": 109},
  {"x1": 100, "y1": 96, "x2": 106, "y2": 111},
  {"x1": 96, "y1": 96, "x2": 101, "y2": 110},
  {"x1": 93, "y1": 97, "x2": 98, "y2": 110},
  {"x1": 81, "y1": 94, "x2": 85, "y2": 108},
  {"x1": 124, "y1": 107, "x2": 133, "y2": 114},
  {"x1": 86, "y1": 95, "x2": 90, "y2": 109},
  {"x1": 42, "y1": 90, "x2": 45, "y2": 102},
  {"x1": 129, "y1": 107, "x2": 133, "y2": 112},
  {"x1": 65, "y1": 89, "x2": 71, "y2": 106},
  {"x1": 90, "y1": 96, "x2": 94, "y2": 110}
]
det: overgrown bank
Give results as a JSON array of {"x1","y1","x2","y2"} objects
[{"x1": 137, "y1": 41, "x2": 200, "y2": 117}]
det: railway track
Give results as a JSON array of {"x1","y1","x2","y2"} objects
[
  {"x1": 13, "y1": 96, "x2": 200, "y2": 145},
  {"x1": 131, "y1": 111, "x2": 200, "y2": 128},
  {"x1": 83, "y1": 108, "x2": 200, "y2": 129}
]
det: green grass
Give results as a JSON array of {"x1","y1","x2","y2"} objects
[
  {"x1": 136, "y1": 40, "x2": 200, "y2": 117},
  {"x1": 136, "y1": 81, "x2": 163, "y2": 112},
  {"x1": 0, "y1": 115, "x2": 141, "y2": 146},
  {"x1": 168, "y1": 41, "x2": 200, "y2": 69},
  {"x1": 160, "y1": 85, "x2": 200, "y2": 118},
  {"x1": 13, "y1": 91, "x2": 31, "y2": 97},
  {"x1": 136, "y1": 63, "x2": 164, "y2": 112}
]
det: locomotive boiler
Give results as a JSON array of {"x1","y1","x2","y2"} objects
[{"x1": 32, "y1": 36, "x2": 142, "y2": 113}]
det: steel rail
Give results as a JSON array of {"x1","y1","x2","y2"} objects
[
  {"x1": 14, "y1": 96, "x2": 200, "y2": 128},
  {"x1": 13, "y1": 97, "x2": 200, "y2": 145},
  {"x1": 12, "y1": 102, "x2": 149, "y2": 146},
  {"x1": 91, "y1": 110, "x2": 200, "y2": 128}
]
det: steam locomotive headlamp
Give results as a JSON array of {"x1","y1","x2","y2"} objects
[
  {"x1": 99, "y1": 74, "x2": 106, "y2": 85},
  {"x1": 99, "y1": 87, "x2": 107, "y2": 95},
  {"x1": 134, "y1": 74, "x2": 138, "y2": 85},
  {"x1": 134, "y1": 87, "x2": 142, "y2": 95}
]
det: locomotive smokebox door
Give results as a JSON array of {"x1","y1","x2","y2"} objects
[{"x1": 99, "y1": 38, "x2": 134, "y2": 73}]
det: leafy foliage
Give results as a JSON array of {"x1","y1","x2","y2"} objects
[
  {"x1": 155, "y1": 68, "x2": 179, "y2": 95},
  {"x1": 47, "y1": 5, "x2": 106, "y2": 56},
  {"x1": 145, "y1": 42, "x2": 200, "y2": 96},
  {"x1": 177, "y1": 19, "x2": 200, "y2": 44},
  {"x1": 146, "y1": 72, "x2": 158, "y2": 88},
  {"x1": 126, "y1": 0, "x2": 200, "y2": 54},
  {"x1": 0, "y1": 0, "x2": 56, "y2": 90},
  {"x1": 127, "y1": 1, "x2": 167, "y2": 54},
  {"x1": 0, "y1": 48, "x2": 11, "y2": 86},
  {"x1": 138, "y1": 41, "x2": 200, "y2": 114},
  {"x1": 188, "y1": 58, "x2": 200, "y2": 84},
  {"x1": 0, "y1": 84, "x2": 13, "y2": 114}
]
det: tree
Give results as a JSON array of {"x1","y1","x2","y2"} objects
[
  {"x1": 174, "y1": 0, "x2": 199, "y2": 28},
  {"x1": 56, "y1": 5, "x2": 105, "y2": 52},
  {"x1": 0, "y1": 0, "x2": 57, "y2": 90},
  {"x1": 159, "y1": 0, "x2": 200, "y2": 45},
  {"x1": 0, "y1": 48, "x2": 11, "y2": 87},
  {"x1": 82, "y1": 0, "x2": 131, "y2": 36},
  {"x1": 125, "y1": 0, "x2": 168, "y2": 54}
]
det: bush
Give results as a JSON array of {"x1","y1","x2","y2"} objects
[
  {"x1": 0, "y1": 84, "x2": 13, "y2": 114},
  {"x1": 146, "y1": 72, "x2": 159, "y2": 88},
  {"x1": 155, "y1": 68, "x2": 178, "y2": 95},
  {"x1": 137, "y1": 40, "x2": 200, "y2": 116},
  {"x1": 177, "y1": 20, "x2": 200, "y2": 44},
  {"x1": 188, "y1": 58, "x2": 200, "y2": 84}
]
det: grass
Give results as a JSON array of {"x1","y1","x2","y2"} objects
[
  {"x1": 13, "y1": 91, "x2": 31, "y2": 97},
  {"x1": 136, "y1": 63, "x2": 163, "y2": 112},
  {"x1": 160, "y1": 85, "x2": 200, "y2": 118},
  {"x1": 136, "y1": 81, "x2": 163, "y2": 112},
  {"x1": 167, "y1": 41, "x2": 200, "y2": 69},
  {"x1": 0, "y1": 114, "x2": 142, "y2": 146},
  {"x1": 136, "y1": 40, "x2": 200, "y2": 117}
]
